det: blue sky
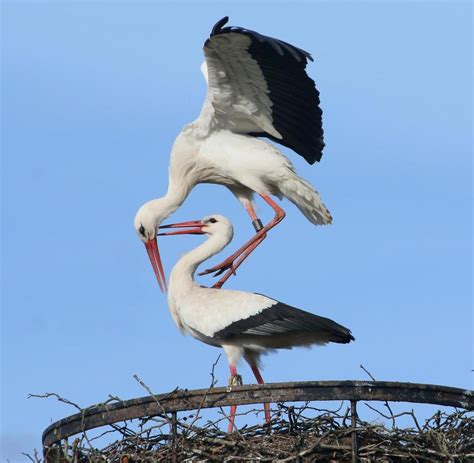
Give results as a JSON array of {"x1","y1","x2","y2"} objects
[{"x1": 1, "y1": 1, "x2": 472, "y2": 461}]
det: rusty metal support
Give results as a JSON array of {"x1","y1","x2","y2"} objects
[
  {"x1": 42, "y1": 380, "x2": 473, "y2": 450},
  {"x1": 351, "y1": 400, "x2": 358, "y2": 463},
  {"x1": 170, "y1": 411, "x2": 177, "y2": 463}
]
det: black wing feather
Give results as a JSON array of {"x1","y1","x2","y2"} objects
[
  {"x1": 214, "y1": 299, "x2": 354, "y2": 345},
  {"x1": 208, "y1": 17, "x2": 325, "y2": 164}
]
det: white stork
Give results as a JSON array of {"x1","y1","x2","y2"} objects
[
  {"x1": 158, "y1": 215, "x2": 354, "y2": 432},
  {"x1": 134, "y1": 16, "x2": 332, "y2": 292}
]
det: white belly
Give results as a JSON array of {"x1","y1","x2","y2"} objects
[{"x1": 173, "y1": 129, "x2": 293, "y2": 194}]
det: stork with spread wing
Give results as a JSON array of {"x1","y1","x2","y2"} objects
[{"x1": 134, "y1": 17, "x2": 331, "y2": 291}]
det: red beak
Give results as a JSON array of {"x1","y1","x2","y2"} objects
[
  {"x1": 145, "y1": 220, "x2": 204, "y2": 292},
  {"x1": 158, "y1": 220, "x2": 205, "y2": 236},
  {"x1": 144, "y1": 237, "x2": 167, "y2": 293}
]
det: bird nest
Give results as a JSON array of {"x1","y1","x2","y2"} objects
[
  {"x1": 30, "y1": 368, "x2": 474, "y2": 463},
  {"x1": 33, "y1": 402, "x2": 473, "y2": 463}
]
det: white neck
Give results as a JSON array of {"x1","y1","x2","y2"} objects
[
  {"x1": 167, "y1": 180, "x2": 190, "y2": 215},
  {"x1": 147, "y1": 174, "x2": 193, "y2": 223},
  {"x1": 169, "y1": 231, "x2": 231, "y2": 291}
]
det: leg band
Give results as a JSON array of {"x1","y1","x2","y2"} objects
[{"x1": 252, "y1": 219, "x2": 264, "y2": 232}]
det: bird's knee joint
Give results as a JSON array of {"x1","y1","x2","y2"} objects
[{"x1": 276, "y1": 212, "x2": 285, "y2": 222}]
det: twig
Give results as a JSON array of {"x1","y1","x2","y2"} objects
[
  {"x1": 360, "y1": 364, "x2": 397, "y2": 427},
  {"x1": 186, "y1": 354, "x2": 221, "y2": 431},
  {"x1": 132, "y1": 374, "x2": 174, "y2": 426},
  {"x1": 28, "y1": 392, "x2": 82, "y2": 412}
]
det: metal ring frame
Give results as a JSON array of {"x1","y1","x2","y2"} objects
[{"x1": 43, "y1": 380, "x2": 473, "y2": 451}]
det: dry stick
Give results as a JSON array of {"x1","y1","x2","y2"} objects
[
  {"x1": 132, "y1": 374, "x2": 183, "y2": 460},
  {"x1": 71, "y1": 438, "x2": 80, "y2": 463},
  {"x1": 364, "y1": 403, "x2": 423, "y2": 433},
  {"x1": 169, "y1": 355, "x2": 223, "y2": 458},
  {"x1": 62, "y1": 437, "x2": 72, "y2": 463},
  {"x1": 21, "y1": 451, "x2": 40, "y2": 463},
  {"x1": 360, "y1": 364, "x2": 397, "y2": 427},
  {"x1": 186, "y1": 354, "x2": 221, "y2": 432},
  {"x1": 28, "y1": 392, "x2": 82, "y2": 412},
  {"x1": 28, "y1": 391, "x2": 96, "y2": 451},
  {"x1": 95, "y1": 408, "x2": 471, "y2": 461},
  {"x1": 196, "y1": 407, "x2": 262, "y2": 434},
  {"x1": 194, "y1": 406, "x2": 266, "y2": 459},
  {"x1": 88, "y1": 426, "x2": 126, "y2": 444},
  {"x1": 277, "y1": 429, "x2": 335, "y2": 462},
  {"x1": 132, "y1": 374, "x2": 175, "y2": 426},
  {"x1": 217, "y1": 406, "x2": 251, "y2": 443}
]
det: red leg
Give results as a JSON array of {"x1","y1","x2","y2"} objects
[
  {"x1": 250, "y1": 364, "x2": 271, "y2": 425},
  {"x1": 212, "y1": 233, "x2": 266, "y2": 289},
  {"x1": 260, "y1": 193, "x2": 286, "y2": 222},
  {"x1": 200, "y1": 201, "x2": 265, "y2": 278},
  {"x1": 244, "y1": 201, "x2": 264, "y2": 232},
  {"x1": 244, "y1": 201, "x2": 259, "y2": 223},
  {"x1": 199, "y1": 194, "x2": 286, "y2": 285},
  {"x1": 227, "y1": 364, "x2": 239, "y2": 433},
  {"x1": 228, "y1": 404, "x2": 237, "y2": 433}
]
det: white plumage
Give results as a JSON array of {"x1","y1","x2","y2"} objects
[
  {"x1": 134, "y1": 17, "x2": 332, "y2": 291},
  {"x1": 201, "y1": 33, "x2": 280, "y2": 138},
  {"x1": 159, "y1": 214, "x2": 354, "y2": 431}
]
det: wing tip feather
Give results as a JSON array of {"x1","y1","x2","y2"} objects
[{"x1": 211, "y1": 16, "x2": 229, "y2": 37}]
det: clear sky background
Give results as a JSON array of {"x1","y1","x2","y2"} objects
[{"x1": 1, "y1": 1, "x2": 472, "y2": 461}]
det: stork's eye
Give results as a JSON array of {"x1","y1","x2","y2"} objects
[
  {"x1": 208, "y1": 218, "x2": 217, "y2": 223},
  {"x1": 139, "y1": 224, "x2": 146, "y2": 236}
]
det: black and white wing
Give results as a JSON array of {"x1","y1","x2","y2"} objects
[
  {"x1": 214, "y1": 297, "x2": 354, "y2": 346},
  {"x1": 201, "y1": 16, "x2": 325, "y2": 164}
]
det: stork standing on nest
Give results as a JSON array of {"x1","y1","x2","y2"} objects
[
  {"x1": 134, "y1": 16, "x2": 332, "y2": 292},
  {"x1": 158, "y1": 215, "x2": 354, "y2": 432}
]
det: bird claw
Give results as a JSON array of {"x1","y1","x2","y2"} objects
[
  {"x1": 199, "y1": 262, "x2": 236, "y2": 278},
  {"x1": 213, "y1": 265, "x2": 237, "y2": 278},
  {"x1": 198, "y1": 267, "x2": 220, "y2": 276},
  {"x1": 227, "y1": 374, "x2": 243, "y2": 390},
  {"x1": 211, "y1": 267, "x2": 226, "y2": 277}
]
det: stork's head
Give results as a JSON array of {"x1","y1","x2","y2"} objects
[
  {"x1": 158, "y1": 214, "x2": 233, "y2": 253},
  {"x1": 134, "y1": 199, "x2": 173, "y2": 293},
  {"x1": 199, "y1": 214, "x2": 233, "y2": 241}
]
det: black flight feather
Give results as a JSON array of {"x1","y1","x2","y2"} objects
[
  {"x1": 214, "y1": 299, "x2": 354, "y2": 345},
  {"x1": 207, "y1": 17, "x2": 325, "y2": 164}
]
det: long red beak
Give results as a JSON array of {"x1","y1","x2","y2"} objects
[
  {"x1": 144, "y1": 237, "x2": 167, "y2": 293},
  {"x1": 158, "y1": 220, "x2": 205, "y2": 236},
  {"x1": 145, "y1": 221, "x2": 204, "y2": 292}
]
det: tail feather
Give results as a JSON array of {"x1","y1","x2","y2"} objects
[{"x1": 280, "y1": 175, "x2": 332, "y2": 225}]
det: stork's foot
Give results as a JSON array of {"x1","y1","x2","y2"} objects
[
  {"x1": 227, "y1": 373, "x2": 243, "y2": 390},
  {"x1": 198, "y1": 229, "x2": 267, "y2": 279},
  {"x1": 198, "y1": 260, "x2": 237, "y2": 278}
]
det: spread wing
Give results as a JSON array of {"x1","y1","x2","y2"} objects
[{"x1": 200, "y1": 16, "x2": 325, "y2": 164}]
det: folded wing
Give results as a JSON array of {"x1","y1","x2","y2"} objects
[{"x1": 214, "y1": 297, "x2": 354, "y2": 347}]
